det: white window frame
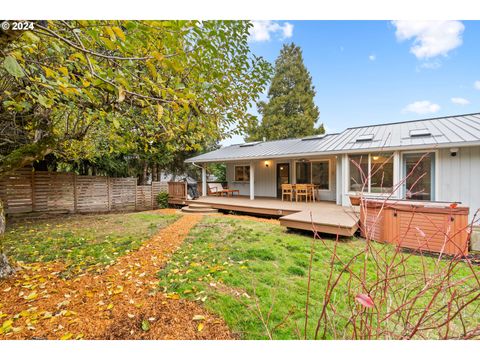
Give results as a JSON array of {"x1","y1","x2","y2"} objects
[
  {"x1": 400, "y1": 150, "x2": 438, "y2": 201},
  {"x1": 233, "y1": 164, "x2": 251, "y2": 183},
  {"x1": 346, "y1": 152, "x2": 395, "y2": 196},
  {"x1": 293, "y1": 159, "x2": 331, "y2": 191}
]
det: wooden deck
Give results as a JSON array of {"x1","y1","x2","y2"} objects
[{"x1": 187, "y1": 196, "x2": 359, "y2": 236}]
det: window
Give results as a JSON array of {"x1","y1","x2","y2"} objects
[
  {"x1": 312, "y1": 161, "x2": 330, "y2": 190},
  {"x1": 295, "y1": 162, "x2": 311, "y2": 184},
  {"x1": 349, "y1": 153, "x2": 394, "y2": 193},
  {"x1": 404, "y1": 153, "x2": 435, "y2": 200},
  {"x1": 370, "y1": 153, "x2": 394, "y2": 193},
  {"x1": 234, "y1": 165, "x2": 250, "y2": 182},
  {"x1": 295, "y1": 160, "x2": 330, "y2": 190},
  {"x1": 356, "y1": 134, "x2": 374, "y2": 142},
  {"x1": 349, "y1": 154, "x2": 369, "y2": 192}
]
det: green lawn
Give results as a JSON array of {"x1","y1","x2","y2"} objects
[
  {"x1": 158, "y1": 216, "x2": 480, "y2": 340},
  {"x1": 3, "y1": 212, "x2": 179, "y2": 276}
]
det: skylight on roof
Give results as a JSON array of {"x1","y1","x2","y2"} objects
[
  {"x1": 409, "y1": 129, "x2": 431, "y2": 137},
  {"x1": 301, "y1": 134, "x2": 326, "y2": 141},
  {"x1": 355, "y1": 134, "x2": 374, "y2": 142},
  {"x1": 239, "y1": 141, "x2": 261, "y2": 147}
]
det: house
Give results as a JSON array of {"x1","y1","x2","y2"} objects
[{"x1": 185, "y1": 112, "x2": 480, "y2": 224}]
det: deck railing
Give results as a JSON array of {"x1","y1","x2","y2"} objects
[
  {"x1": 167, "y1": 181, "x2": 226, "y2": 203},
  {"x1": 167, "y1": 181, "x2": 188, "y2": 202}
]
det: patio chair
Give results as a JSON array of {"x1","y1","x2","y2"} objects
[
  {"x1": 295, "y1": 184, "x2": 309, "y2": 202},
  {"x1": 307, "y1": 184, "x2": 315, "y2": 202},
  {"x1": 281, "y1": 184, "x2": 293, "y2": 201},
  {"x1": 207, "y1": 183, "x2": 239, "y2": 197}
]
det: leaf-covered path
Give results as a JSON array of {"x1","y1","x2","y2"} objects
[{"x1": 0, "y1": 212, "x2": 233, "y2": 339}]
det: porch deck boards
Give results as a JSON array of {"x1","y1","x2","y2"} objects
[{"x1": 187, "y1": 196, "x2": 359, "y2": 236}]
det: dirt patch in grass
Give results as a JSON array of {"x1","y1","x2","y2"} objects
[{"x1": 0, "y1": 213, "x2": 233, "y2": 340}]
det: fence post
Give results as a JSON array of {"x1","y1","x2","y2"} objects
[
  {"x1": 107, "y1": 176, "x2": 111, "y2": 211},
  {"x1": 73, "y1": 173, "x2": 77, "y2": 213},
  {"x1": 134, "y1": 178, "x2": 137, "y2": 211},
  {"x1": 151, "y1": 182, "x2": 155, "y2": 210},
  {"x1": 31, "y1": 169, "x2": 35, "y2": 212}
]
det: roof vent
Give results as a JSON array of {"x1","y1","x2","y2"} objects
[
  {"x1": 239, "y1": 141, "x2": 261, "y2": 147},
  {"x1": 409, "y1": 129, "x2": 431, "y2": 137},
  {"x1": 301, "y1": 134, "x2": 326, "y2": 141},
  {"x1": 355, "y1": 134, "x2": 374, "y2": 142}
]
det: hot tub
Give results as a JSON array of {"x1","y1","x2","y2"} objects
[{"x1": 360, "y1": 199, "x2": 470, "y2": 257}]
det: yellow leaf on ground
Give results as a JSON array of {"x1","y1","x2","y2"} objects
[
  {"x1": 197, "y1": 323, "x2": 204, "y2": 332},
  {"x1": 60, "y1": 332, "x2": 74, "y2": 340},
  {"x1": 25, "y1": 291, "x2": 38, "y2": 301}
]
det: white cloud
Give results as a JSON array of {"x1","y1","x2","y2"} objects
[
  {"x1": 392, "y1": 21, "x2": 464, "y2": 59},
  {"x1": 402, "y1": 100, "x2": 440, "y2": 114},
  {"x1": 249, "y1": 21, "x2": 294, "y2": 42},
  {"x1": 475, "y1": 80, "x2": 480, "y2": 90},
  {"x1": 368, "y1": 54, "x2": 376, "y2": 61},
  {"x1": 451, "y1": 97, "x2": 470, "y2": 105}
]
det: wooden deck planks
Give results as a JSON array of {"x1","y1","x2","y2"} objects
[{"x1": 187, "y1": 196, "x2": 360, "y2": 236}]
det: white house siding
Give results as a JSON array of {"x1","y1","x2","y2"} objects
[
  {"x1": 437, "y1": 146, "x2": 480, "y2": 220},
  {"x1": 226, "y1": 157, "x2": 337, "y2": 201},
  {"x1": 337, "y1": 147, "x2": 480, "y2": 220},
  {"x1": 226, "y1": 159, "x2": 292, "y2": 198}
]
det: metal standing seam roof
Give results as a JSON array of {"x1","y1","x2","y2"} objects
[{"x1": 185, "y1": 113, "x2": 480, "y2": 163}]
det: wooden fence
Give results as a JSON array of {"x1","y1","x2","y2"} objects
[{"x1": 0, "y1": 168, "x2": 168, "y2": 216}]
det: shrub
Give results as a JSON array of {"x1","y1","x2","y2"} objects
[{"x1": 156, "y1": 191, "x2": 169, "y2": 209}]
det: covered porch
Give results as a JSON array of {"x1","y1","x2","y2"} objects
[
  {"x1": 199, "y1": 155, "x2": 339, "y2": 203},
  {"x1": 187, "y1": 196, "x2": 359, "y2": 236}
]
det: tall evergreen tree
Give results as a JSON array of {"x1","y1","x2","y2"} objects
[{"x1": 247, "y1": 43, "x2": 323, "y2": 141}]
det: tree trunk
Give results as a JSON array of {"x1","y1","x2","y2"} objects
[{"x1": 0, "y1": 200, "x2": 15, "y2": 279}]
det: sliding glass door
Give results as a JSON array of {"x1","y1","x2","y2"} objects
[
  {"x1": 295, "y1": 160, "x2": 330, "y2": 189},
  {"x1": 295, "y1": 162, "x2": 311, "y2": 184},
  {"x1": 403, "y1": 152, "x2": 435, "y2": 201}
]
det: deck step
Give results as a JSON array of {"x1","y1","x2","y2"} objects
[
  {"x1": 188, "y1": 203, "x2": 214, "y2": 209},
  {"x1": 181, "y1": 206, "x2": 218, "y2": 214}
]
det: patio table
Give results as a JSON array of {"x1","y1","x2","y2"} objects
[{"x1": 291, "y1": 184, "x2": 317, "y2": 202}]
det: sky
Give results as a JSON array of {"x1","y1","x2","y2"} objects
[{"x1": 222, "y1": 20, "x2": 480, "y2": 146}]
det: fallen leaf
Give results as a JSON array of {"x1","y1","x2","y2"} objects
[
  {"x1": 355, "y1": 294, "x2": 374, "y2": 308},
  {"x1": 60, "y1": 332, "x2": 74, "y2": 340},
  {"x1": 192, "y1": 315, "x2": 205, "y2": 321},
  {"x1": 197, "y1": 323, "x2": 204, "y2": 332},
  {"x1": 24, "y1": 291, "x2": 38, "y2": 301},
  {"x1": 141, "y1": 319, "x2": 150, "y2": 331}
]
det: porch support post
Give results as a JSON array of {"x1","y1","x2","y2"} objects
[
  {"x1": 393, "y1": 151, "x2": 401, "y2": 199},
  {"x1": 249, "y1": 162, "x2": 255, "y2": 200},
  {"x1": 335, "y1": 156, "x2": 342, "y2": 205},
  {"x1": 342, "y1": 154, "x2": 349, "y2": 206},
  {"x1": 201, "y1": 165, "x2": 207, "y2": 197}
]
